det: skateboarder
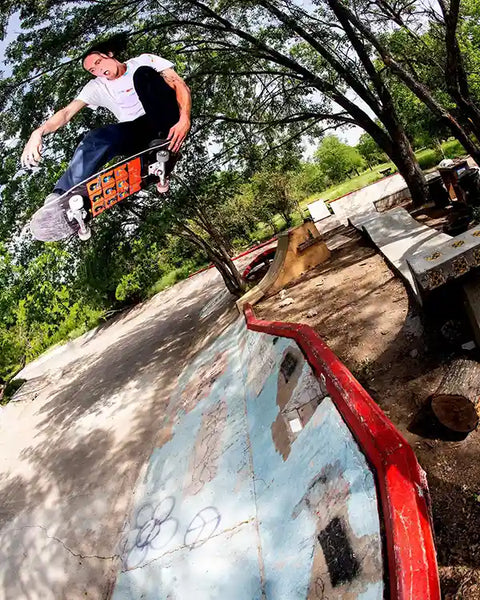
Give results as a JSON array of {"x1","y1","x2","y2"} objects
[{"x1": 21, "y1": 40, "x2": 191, "y2": 199}]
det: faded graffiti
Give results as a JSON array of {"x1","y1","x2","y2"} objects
[
  {"x1": 124, "y1": 497, "x2": 178, "y2": 569},
  {"x1": 288, "y1": 369, "x2": 324, "y2": 412},
  {"x1": 123, "y1": 499, "x2": 221, "y2": 570},
  {"x1": 271, "y1": 348, "x2": 309, "y2": 460},
  {"x1": 185, "y1": 400, "x2": 228, "y2": 495},
  {"x1": 292, "y1": 463, "x2": 383, "y2": 599},
  {"x1": 176, "y1": 351, "x2": 229, "y2": 415},
  {"x1": 184, "y1": 507, "x2": 221, "y2": 549},
  {"x1": 113, "y1": 320, "x2": 384, "y2": 599}
]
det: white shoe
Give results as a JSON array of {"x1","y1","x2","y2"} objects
[{"x1": 44, "y1": 191, "x2": 61, "y2": 205}]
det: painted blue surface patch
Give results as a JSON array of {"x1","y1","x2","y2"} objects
[
  {"x1": 242, "y1": 329, "x2": 383, "y2": 598},
  {"x1": 112, "y1": 317, "x2": 384, "y2": 599}
]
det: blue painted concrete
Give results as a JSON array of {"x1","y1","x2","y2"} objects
[{"x1": 112, "y1": 317, "x2": 383, "y2": 599}]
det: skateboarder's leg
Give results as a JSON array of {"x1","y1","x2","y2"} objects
[
  {"x1": 133, "y1": 66, "x2": 180, "y2": 139},
  {"x1": 132, "y1": 67, "x2": 182, "y2": 193},
  {"x1": 54, "y1": 122, "x2": 133, "y2": 193}
]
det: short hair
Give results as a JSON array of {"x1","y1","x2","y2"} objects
[{"x1": 81, "y1": 33, "x2": 128, "y2": 64}]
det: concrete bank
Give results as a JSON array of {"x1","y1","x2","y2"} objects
[{"x1": 112, "y1": 307, "x2": 439, "y2": 599}]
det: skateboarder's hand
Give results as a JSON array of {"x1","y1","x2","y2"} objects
[
  {"x1": 167, "y1": 117, "x2": 190, "y2": 153},
  {"x1": 21, "y1": 131, "x2": 43, "y2": 168}
]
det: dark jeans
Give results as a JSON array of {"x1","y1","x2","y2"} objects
[{"x1": 55, "y1": 66, "x2": 180, "y2": 193}]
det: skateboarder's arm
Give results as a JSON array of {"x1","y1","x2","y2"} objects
[
  {"x1": 160, "y1": 69, "x2": 191, "y2": 153},
  {"x1": 21, "y1": 99, "x2": 87, "y2": 167}
]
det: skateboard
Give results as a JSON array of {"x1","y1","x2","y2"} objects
[{"x1": 30, "y1": 140, "x2": 172, "y2": 242}]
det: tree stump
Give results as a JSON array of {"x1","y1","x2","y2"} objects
[{"x1": 430, "y1": 358, "x2": 480, "y2": 432}]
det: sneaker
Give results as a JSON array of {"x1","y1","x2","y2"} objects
[
  {"x1": 44, "y1": 191, "x2": 62, "y2": 205},
  {"x1": 156, "y1": 178, "x2": 170, "y2": 194},
  {"x1": 148, "y1": 137, "x2": 168, "y2": 149}
]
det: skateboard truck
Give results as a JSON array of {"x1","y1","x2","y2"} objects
[
  {"x1": 67, "y1": 195, "x2": 91, "y2": 241},
  {"x1": 148, "y1": 149, "x2": 170, "y2": 187}
]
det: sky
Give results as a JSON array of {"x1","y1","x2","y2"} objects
[{"x1": 0, "y1": 12, "x2": 20, "y2": 78}]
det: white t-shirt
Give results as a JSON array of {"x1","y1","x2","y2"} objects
[{"x1": 76, "y1": 53, "x2": 175, "y2": 122}]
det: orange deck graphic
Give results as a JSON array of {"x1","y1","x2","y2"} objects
[{"x1": 87, "y1": 157, "x2": 142, "y2": 216}]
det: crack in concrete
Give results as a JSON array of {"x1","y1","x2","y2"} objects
[
  {"x1": 11, "y1": 525, "x2": 118, "y2": 561},
  {"x1": 121, "y1": 517, "x2": 256, "y2": 573}
]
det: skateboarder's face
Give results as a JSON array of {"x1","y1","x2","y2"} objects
[{"x1": 83, "y1": 52, "x2": 123, "y2": 80}]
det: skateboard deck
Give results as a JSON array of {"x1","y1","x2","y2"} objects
[{"x1": 30, "y1": 140, "x2": 171, "y2": 242}]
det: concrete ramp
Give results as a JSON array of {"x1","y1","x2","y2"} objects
[
  {"x1": 112, "y1": 309, "x2": 439, "y2": 599},
  {"x1": 237, "y1": 222, "x2": 330, "y2": 311}
]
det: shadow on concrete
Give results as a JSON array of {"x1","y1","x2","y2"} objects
[{"x1": 0, "y1": 269, "x2": 239, "y2": 599}]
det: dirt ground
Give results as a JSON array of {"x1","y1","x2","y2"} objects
[{"x1": 255, "y1": 217, "x2": 480, "y2": 599}]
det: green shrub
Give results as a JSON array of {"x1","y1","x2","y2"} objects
[
  {"x1": 148, "y1": 261, "x2": 206, "y2": 297},
  {"x1": 1, "y1": 379, "x2": 26, "y2": 405}
]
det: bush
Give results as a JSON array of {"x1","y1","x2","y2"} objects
[
  {"x1": 148, "y1": 264, "x2": 197, "y2": 296},
  {"x1": 1, "y1": 379, "x2": 26, "y2": 405}
]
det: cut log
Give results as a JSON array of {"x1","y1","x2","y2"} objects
[{"x1": 430, "y1": 358, "x2": 480, "y2": 432}]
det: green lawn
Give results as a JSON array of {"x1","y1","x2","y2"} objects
[
  {"x1": 249, "y1": 140, "x2": 467, "y2": 245},
  {"x1": 301, "y1": 162, "x2": 394, "y2": 207},
  {"x1": 301, "y1": 140, "x2": 466, "y2": 208}
]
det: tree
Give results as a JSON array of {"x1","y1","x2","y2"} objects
[
  {"x1": 290, "y1": 162, "x2": 326, "y2": 198},
  {"x1": 315, "y1": 136, "x2": 366, "y2": 184},
  {"x1": 356, "y1": 133, "x2": 387, "y2": 169},
  {"x1": 251, "y1": 170, "x2": 298, "y2": 227},
  {"x1": 329, "y1": 0, "x2": 480, "y2": 164},
  {"x1": 1, "y1": 0, "x2": 438, "y2": 213}
]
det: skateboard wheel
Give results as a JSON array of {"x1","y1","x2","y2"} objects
[
  {"x1": 157, "y1": 150, "x2": 169, "y2": 163},
  {"x1": 78, "y1": 226, "x2": 92, "y2": 241},
  {"x1": 69, "y1": 194, "x2": 84, "y2": 210}
]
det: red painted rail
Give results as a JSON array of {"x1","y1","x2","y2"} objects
[
  {"x1": 244, "y1": 304, "x2": 441, "y2": 600},
  {"x1": 188, "y1": 236, "x2": 278, "y2": 279}
]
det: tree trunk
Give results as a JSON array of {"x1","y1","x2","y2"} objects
[
  {"x1": 384, "y1": 122, "x2": 430, "y2": 207},
  {"x1": 210, "y1": 254, "x2": 246, "y2": 296},
  {"x1": 430, "y1": 358, "x2": 480, "y2": 432},
  {"x1": 176, "y1": 222, "x2": 247, "y2": 297}
]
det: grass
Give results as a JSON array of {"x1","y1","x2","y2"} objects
[
  {"x1": 249, "y1": 210, "x2": 306, "y2": 244},
  {"x1": 301, "y1": 163, "x2": 393, "y2": 206},
  {"x1": 301, "y1": 139, "x2": 467, "y2": 208},
  {"x1": 147, "y1": 261, "x2": 210, "y2": 297}
]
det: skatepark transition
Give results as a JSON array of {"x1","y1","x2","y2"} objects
[{"x1": 112, "y1": 304, "x2": 439, "y2": 599}]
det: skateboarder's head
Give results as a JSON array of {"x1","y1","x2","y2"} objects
[
  {"x1": 81, "y1": 36, "x2": 127, "y2": 80},
  {"x1": 83, "y1": 51, "x2": 122, "y2": 80}
]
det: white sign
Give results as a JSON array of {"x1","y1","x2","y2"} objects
[{"x1": 307, "y1": 199, "x2": 331, "y2": 221}]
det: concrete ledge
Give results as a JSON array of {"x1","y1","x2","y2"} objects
[
  {"x1": 357, "y1": 207, "x2": 451, "y2": 301},
  {"x1": 407, "y1": 225, "x2": 480, "y2": 293}
]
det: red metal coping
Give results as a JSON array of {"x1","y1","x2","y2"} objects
[
  {"x1": 243, "y1": 304, "x2": 441, "y2": 600},
  {"x1": 242, "y1": 247, "x2": 277, "y2": 279},
  {"x1": 187, "y1": 236, "x2": 278, "y2": 279}
]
